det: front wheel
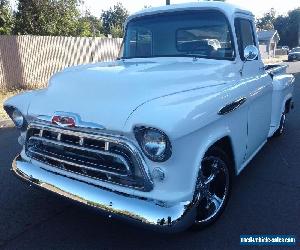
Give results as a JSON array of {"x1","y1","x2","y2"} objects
[{"x1": 192, "y1": 147, "x2": 232, "y2": 229}]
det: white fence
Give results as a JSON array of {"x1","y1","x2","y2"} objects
[{"x1": 0, "y1": 35, "x2": 122, "y2": 90}]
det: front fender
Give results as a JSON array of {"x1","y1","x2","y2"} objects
[
  {"x1": 123, "y1": 86, "x2": 244, "y2": 201},
  {"x1": 3, "y1": 89, "x2": 45, "y2": 116},
  {"x1": 123, "y1": 85, "x2": 227, "y2": 140}
]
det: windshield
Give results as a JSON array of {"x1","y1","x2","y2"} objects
[{"x1": 122, "y1": 10, "x2": 235, "y2": 60}]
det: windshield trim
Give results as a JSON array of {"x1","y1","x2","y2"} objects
[
  {"x1": 119, "y1": 54, "x2": 235, "y2": 61},
  {"x1": 122, "y1": 10, "x2": 236, "y2": 61}
]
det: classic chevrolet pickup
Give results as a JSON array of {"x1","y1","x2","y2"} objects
[{"x1": 4, "y1": 2, "x2": 295, "y2": 232}]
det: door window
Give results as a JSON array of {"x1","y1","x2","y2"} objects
[{"x1": 235, "y1": 18, "x2": 257, "y2": 60}]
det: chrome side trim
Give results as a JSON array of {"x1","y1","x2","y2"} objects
[
  {"x1": 12, "y1": 155, "x2": 196, "y2": 232},
  {"x1": 218, "y1": 97, "x2": 247, "y2": 115}
]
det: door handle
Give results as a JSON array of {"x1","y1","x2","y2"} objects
[{"x1": 218, "y1": 97, "x2": 247, "y2": 115}]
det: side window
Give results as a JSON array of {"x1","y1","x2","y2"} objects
[{"x1": 235, "y1": 18, "x2": 257, "y2": 60}]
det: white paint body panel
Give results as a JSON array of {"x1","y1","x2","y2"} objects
[
  {"x1": 4, "y1": 2, "x2": 295, "y2": 204},
  {"x1": 269, "y1": 73, "x2": 295, "y2": 136}
]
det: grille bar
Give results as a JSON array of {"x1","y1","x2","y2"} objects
[
  {"x1": 28, "y1": 136, "x2": 131, "y2": 176},
  {"x1": 25, "y1": 123, "x2": 153, "y2": 191},
  {"x1": 27, "y1": 137, "x2": 130, "y2": 177}
]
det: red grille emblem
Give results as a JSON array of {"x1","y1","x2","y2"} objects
[{"x1": 52, "y1": 116, "x2": 75, "y2": 127}]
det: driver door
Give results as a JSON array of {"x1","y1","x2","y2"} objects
[{"x1": 234, "y1": 17, "x2": 273, "y2": 161}]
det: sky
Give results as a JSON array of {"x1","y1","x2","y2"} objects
[
  {"x1": 81, "y1": 0, "x2": 300, "y2": 17},
  {"x1": 9, "y1": 0, "x2": 300, "y2": 18}
]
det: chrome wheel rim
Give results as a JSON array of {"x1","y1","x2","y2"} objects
[{"x1": 195, "y1": 156, "x2": 229, "y2": 223}]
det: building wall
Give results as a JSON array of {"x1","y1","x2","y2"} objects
[
  {"x1": 0, "y1": 35, "x2": 122, "y2": 90},
  {"x1": 259, "y1": 44, "x2": 268, "y2": 59},
  {"x1": 259, "y1": 40, "x2": 278, "y2": 58}
]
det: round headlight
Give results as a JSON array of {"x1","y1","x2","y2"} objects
[
  {"x1": 12, "y1": 109, "x2": 24, "y2": 128},
  {"x1": 135, "y1": 127, "x2": 172, "y2": 162}
]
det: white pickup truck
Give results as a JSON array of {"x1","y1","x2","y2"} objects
[{"x1": 4, "y1": 2, "x2": 295, "y2": 232}]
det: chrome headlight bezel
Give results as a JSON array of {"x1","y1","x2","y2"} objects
[
  {"x1": 134, "y1": 126, "x2": 172, "y2": 162},
  {"x1": 3, "y1": 106, "x2": 27, "y2": 130}
]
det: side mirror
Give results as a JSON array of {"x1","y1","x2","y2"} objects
[{"x1": 244, "y1": 45, "x2": 259, "y2": 61}]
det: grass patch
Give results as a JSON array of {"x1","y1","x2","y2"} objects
[{"x1": 0, "y1": 89, "x2": 25, "y2": 120}]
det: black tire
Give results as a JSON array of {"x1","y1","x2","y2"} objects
[
  {"x1": 192, "y1": 146, "x2": 233, "y2": 230},
  {"x1": 273, "y1": 113, "x2": 286, "y2": 137}
]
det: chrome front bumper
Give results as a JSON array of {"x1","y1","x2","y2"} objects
[{"x1": 12, "y1": 155, "x2": 196, "y2": 232}]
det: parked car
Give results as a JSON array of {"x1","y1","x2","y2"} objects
[
  {"x1": 4, "y1": 2, "x2": 295, "y2": 232},
  {"x1": 281, "y1": 46, "x2": 290, "y2": 51},
  {"x1": 288, "y1": 47, "x2": 300, "y2": 61}
]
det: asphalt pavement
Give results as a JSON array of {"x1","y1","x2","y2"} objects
[{"x1": 0, "y1": 62, "x2": 299, "y2": 250}]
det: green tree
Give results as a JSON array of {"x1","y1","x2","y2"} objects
[
  {"x1": 101, "y1": 2, "x2": 129, "y2": 37},
  {"x1": 110, "y1": 24, "x2": 123, "y2": 38},
  {"x1": 76, "y1": 17, "x2": 93, "y2": 37},
  {"x1": 274, "y1": 15, "x2": 289, "y2": 46},
  {"x1": 274, "y1": 8, "x2": 300, "y2": 48},
  {"x1": 256, "y1": 8, "x2": 276, "y2": 30},
  {"x1": 0, "y1": 0, "x2": 14, "y2": 35},
  {"x1": 77, "y1": 11, "x2": 104, "y2": 37},
  {"x1": 14, "y1": 0, "x2": 82, "y2": 36},
  {"x1": 286, "y1": 8, "x2": 300, "y2": 47}
]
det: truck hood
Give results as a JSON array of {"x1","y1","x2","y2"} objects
[{"x1": 29, "y1": 58, "x2": 236, "y2": 131}]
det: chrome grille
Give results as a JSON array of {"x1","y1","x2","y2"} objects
[{"x1": 25, "y1": 123, "x2": 153, "y2": 191}]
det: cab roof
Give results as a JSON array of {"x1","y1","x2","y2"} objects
[{"x1": 126, "y1": 2, "x2": 253, "y2": 25}]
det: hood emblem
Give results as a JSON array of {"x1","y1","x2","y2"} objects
[{"x1": 52, "y1": 115, "x2": 76, "y2": 127}]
